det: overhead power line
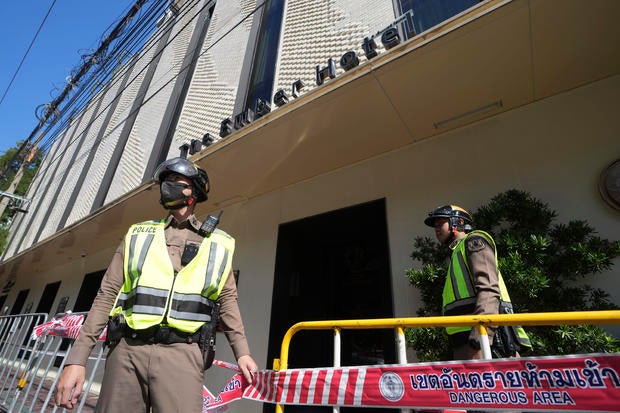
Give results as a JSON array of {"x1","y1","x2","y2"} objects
[
  {"x1": 33, "y1": 0, "x2": 169, "y2": 154},
  {"x1": 32, "y1": 0, "x2": 265, "y2": 183},
  {"x1": 6, "y1": 0, "x2": 268, "y2": 205},
  {"x1": 0, "y1": 0, "x2": 58, "y2": 109},
  {"x1": 0, "y1": 0, "x2": 154, "y2": 221},
  {"x1": 0, "y1": 0, "x2": 151, "y2": 181}
]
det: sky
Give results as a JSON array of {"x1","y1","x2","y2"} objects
[{"x1": 0, "y1": 0, "x2": 136, "y2": 156}]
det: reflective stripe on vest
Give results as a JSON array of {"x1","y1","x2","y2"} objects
[
  {"x1": 442, "y1": 230, "x2": 531, "y2": 348},
  {"x1": 111, "y1": 220, "x2": 234, "y2": 333}
]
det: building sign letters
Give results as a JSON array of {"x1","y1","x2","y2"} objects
[{"x1": 217, "y1": 10, "x2": 415, "y2": 139}]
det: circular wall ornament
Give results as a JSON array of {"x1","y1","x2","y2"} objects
[{"x1": 599, "y1": 159, "x2": 620, "y2": 210}]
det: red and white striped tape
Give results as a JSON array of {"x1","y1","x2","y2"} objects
[
  {"x1": 31, "y1": 313, "x2": 85, "y2": 340},
  {"x1": 243, "y1": 355, "x2": 620, "y2": 411},
  {"x1": 33, "y1": 315, "x2": 620, "y2": 412},
  {"x1": 202, "y1": 354, "x2": 620, "y2": 411}
]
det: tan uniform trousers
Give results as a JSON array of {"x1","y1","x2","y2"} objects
[{"x1": 97, "y1": 337, "x2": 204, "y2": 413}]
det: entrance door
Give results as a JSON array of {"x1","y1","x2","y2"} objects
[
  {"x1": 0, "y1": 295, "x2": 7, "y2": 314},
  {"x1": 73, "y1": 270, "x2": 106, "y2": 312},
  {"x1": 10, "y1": 289, "x2": 29, "y2": 315},
  {"x1": 265, "y1": 199, "x2": 394, "y2": 413},
  {"x1": 35, "y1": 281, "x2": 61, "y2": 314}
]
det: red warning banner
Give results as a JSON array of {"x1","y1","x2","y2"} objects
[
  {"x1": 203, "y1": 373, "x2": 247, "y2": 412},
  {"x1": 32, "y1": 316, "x2": 620, "y2": 411},
  {"x1": 244, "y1": 355, "x2": 620, "y2": 411}
]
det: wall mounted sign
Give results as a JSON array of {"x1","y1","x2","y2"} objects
[{"x1": 599, "y1": 159, "x2": 620, "y2": 210}]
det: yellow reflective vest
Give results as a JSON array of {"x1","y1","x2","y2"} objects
[
  {"x1": 442, "y1": 230, "x2": 531, "y2": 348},
  {"x1": 110, "y1": 219, "x2": 234, "y2": 333}
]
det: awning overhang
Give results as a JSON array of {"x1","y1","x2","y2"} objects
[{"x1": 2, "y1": 0, "x2": 619, "y2": 278}]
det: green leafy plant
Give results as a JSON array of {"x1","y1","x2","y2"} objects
[
  {"x1": 406, "y1": 189, "x2": 620, "y2": 361},
  {"x1": 0, "y1": 142, "x2": 44, "y2": 252}
]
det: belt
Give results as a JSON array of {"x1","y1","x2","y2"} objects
[{"x1": 124, "y1": 325, "x2": 200, "y2": 344}]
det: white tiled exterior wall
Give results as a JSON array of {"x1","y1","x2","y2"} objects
[
  {"x1": 62, "y1": 78, "x2": 126, "y2": 226},
  {"x1": 65, "y1": 58, "x2": 145, "y2": 224},
  {"x1": 105, "y1": 3, "x2": 200, "y2": 203},
  {"x1": 276, "y1": 0, "x2": 395, "y2": 94},
  {"x1": 174, "y1": 0, "x2": 258, "y2": 149},
  {"x1": 3, "y1": 0, "x2": 401, "y2": 256}
]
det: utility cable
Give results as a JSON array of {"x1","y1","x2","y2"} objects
[
  {"x1": 0, "y1": 0, "x2": 152, "y2": 183},
  {"x1": 25, "y1": 0, "x2": 203, "y2": 180},
  {"x1": 35, "y1": 0, "x2": 181, "y2": 157},
  {"x1": 0, "y1": 0, "x2": 58, "y2": 109},
  {"x1": 34, "y1": 0, "x2": 172, "y2": 153},
  {"x1": 33, "y1": 0, "x2": 209, "y2": 172},
  {"x1": 7, "y1": 0, "x2": 270, "y2": 257},
  {"x1": 27, "y1": 0, "x2": 268, "y2": 193}
]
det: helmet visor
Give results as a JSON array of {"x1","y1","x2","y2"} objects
[{"x1": 153, "y1": 158, "x2": 199, "y2": 182}]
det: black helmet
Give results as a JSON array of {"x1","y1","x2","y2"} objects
[
  {"x1": 153, "y1": 157, "x2": 210, "y2": 202},
  {"x1": 424, "y1": 204, "x2": 474, "y2": 232}
]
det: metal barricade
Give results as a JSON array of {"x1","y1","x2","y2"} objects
[
  {"x1": 0, "y1": 312, "x2": 107, "y2": 413},
  {"x1": 273, "y1": 310, "x2": 620, "y2": 413}
]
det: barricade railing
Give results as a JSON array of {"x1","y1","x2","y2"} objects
[
  {"x1": 273, "y1": 310, "x2": 620, "y2": 413},
  {"x1": 0, "y1": 313, "x2": 48, "y2": 412},
  {"x1": 2, "y1": 310, "x2": 619, "y2": 412},
  {"x1": 0, "y1": 312, "x2": 106, "y2": 413}
]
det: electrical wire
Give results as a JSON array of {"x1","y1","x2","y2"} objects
[
  {"x1": 7, "y1": 0, "x2": 271, "y2": 256},
  {"x1": 18, "y1": 0, "x2": 267, "y2": 215},
  {"x1": 35, "y1": 1, "x2": 164, "y2": 145},
  {"x1": 34, "y1": 0, "x2": 171, "y2": 153},
  {"x1": 0, "y1": 0, "x2": 157, "y2": 178},
  {"x1": 4, "y1": 0, "x2": 203, "y2": 251},
  {"x1": 20, "y1": 0, "x2": 167, "y2": 162},
  {"x1": 17, "y1": 0, "x2": 204, "y2": 198},
  {"x1": 0, "y1": 0, "x2": 58, "y2": 109},
  {"x1": 33, "y1": 0, "x2": 211, "y2": 173}
]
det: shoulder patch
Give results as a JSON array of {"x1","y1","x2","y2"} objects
[{"x1": 466, "y1": 236, "x2": 486, "y2": 252}]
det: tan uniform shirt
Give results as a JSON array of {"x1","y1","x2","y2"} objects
[
  {"x1": 449, "y1": 233, "x2": 501, "y2": 347},
  {"x1": 465, "y1": 234, "x2": 501, "y2": 320},
  {"x1": 66, "y1": 214, "x2": 251, "y2": 366}
]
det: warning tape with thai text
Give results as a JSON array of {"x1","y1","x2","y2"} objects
[{"x1": 33, "y1": 315, "x2": 620, "y2": 412}]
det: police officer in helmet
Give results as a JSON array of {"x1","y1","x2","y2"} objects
[
  {"x1": 55, "y1": 157, "x2": 258, "y2": 412},
  {"x1": 157, "y1": 157, "x2": 210, "y2": 209},
  {"x1": 424, "y1": 205, "x2": 530, "y2": 361}
]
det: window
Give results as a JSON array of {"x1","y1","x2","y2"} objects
[
  {"x1": 398, "y1": 0, "x2": 480, "y2": 35},
  {"x1": 243, "y1": 0, "x2": 285, "y2": 113}
]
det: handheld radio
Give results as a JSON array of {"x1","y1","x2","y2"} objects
[{"x1": 199, "y1": 210, "x2": 223, "y2": 237}]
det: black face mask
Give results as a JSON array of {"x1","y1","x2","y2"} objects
[{"x1": 160, "y1": 181, "x2": 193, "y2": 210}]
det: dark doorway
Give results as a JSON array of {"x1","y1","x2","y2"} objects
[
  {"x1": 265, "y1": 199, "x2": 394, "y2": 413},
  {"x1": 73, "y1": 270, "x2": 106, "y2": 312},
  {"x1": 35, "y1": 281, "x2": 61, "y2": 314},
  {"x1": 0, "y1": 295, "x2": 7, "y2": 314},
  {"x1": 10, "y1": 289, "x2": 29, "y2": 314}
]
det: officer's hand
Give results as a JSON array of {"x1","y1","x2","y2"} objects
[
  {"x1": 55, "y1": 364, "x2": 85, "y2": 409},
  {"x1": 237, "y1": 354, "x2": 258, "y2": 384}
]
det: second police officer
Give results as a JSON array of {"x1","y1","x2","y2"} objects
[{"x1": 424, "y1": 205, "x2": 531, "y2": 360}]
